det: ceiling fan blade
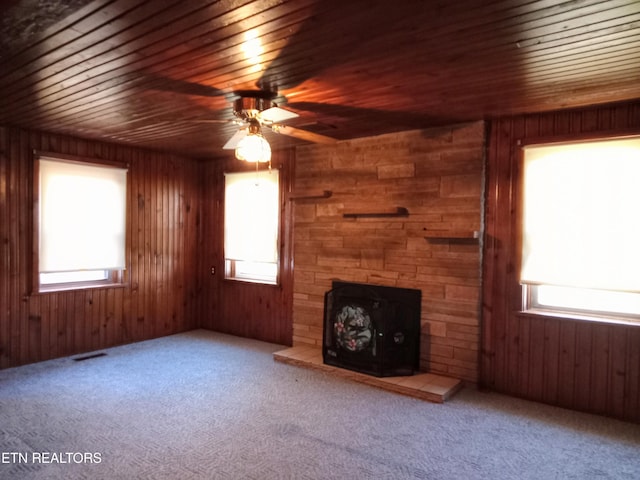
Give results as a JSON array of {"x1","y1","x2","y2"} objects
[
  {"x1": 260, "y1": 106, "x2": 299, "y2": 124},
  {"x1": 189, "y1": 119, "x2": 233, "y2": 124},
  {"x1": 144, "y1": 74, "x2": 229, "y2": 99},
  {"x1": 272, "y1": 125, "x2": 337, "y2": 144},
  {"x1": 223, "y1": 129, "x2": 247, "y2": 149}
]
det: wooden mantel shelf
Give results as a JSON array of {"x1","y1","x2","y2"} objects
[
  {"x1": 343, "y1": 206, "x2": 409, "y2": 218},
  {"x1": 288, "y1": 190, "x2": 332, "y2": 200},
  {"x1": 424, "y1": 230, "x2": 480, "y2": 240}
]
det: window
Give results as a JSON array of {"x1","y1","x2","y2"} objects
[
  {"x1": 224, "y1": 169, "x2": 280, "y2": 284},
  {"x1": 35, "y1": 153, "x2": 128, "y2": 292},
  {"x1": 520, "y1": 136, "x2": 640, "y2": 322}
]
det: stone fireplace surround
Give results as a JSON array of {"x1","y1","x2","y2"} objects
[{"x1": 290, "y1": 123, "x2": 484, "y2": 384}]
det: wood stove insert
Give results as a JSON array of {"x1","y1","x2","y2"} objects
[{"x1": 323, "y1": 281, "x2": 421, "y2": 377}]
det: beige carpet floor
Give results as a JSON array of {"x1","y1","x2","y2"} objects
[{"x1": 0, "y1": 329, "x2": 638, "y2": 479}]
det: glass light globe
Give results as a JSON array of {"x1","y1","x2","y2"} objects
[{"x1": 235, "y1": 134, "x2": 271, "y2": 163}]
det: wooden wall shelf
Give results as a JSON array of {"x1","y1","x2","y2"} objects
[
  {"x1": 288, "y1": 190, "x2": 332, "y2": 200},
  {"x1": 343, "y1": 206, "x2": 409, "y2": 218},
  {"x1": 424, "y1": 230, "x2": 480, "y2": 240}
]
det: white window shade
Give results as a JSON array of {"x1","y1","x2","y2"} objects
[
  {"x1": 39, "y1": 158, "x2": 127, "y2": 273},
  {"x1": 521, "y1": 137, "x2": 640, "y2": 293},
  {"x1": 224, "y1": 170, "x2": 279, "y2": 264}
]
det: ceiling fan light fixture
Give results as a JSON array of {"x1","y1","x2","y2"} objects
[{"x1": 235, "y1": 128, "x2": 271, "y2": 163}]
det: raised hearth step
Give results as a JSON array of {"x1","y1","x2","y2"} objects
[{"x1": 273, "y1": 345, "x2": 463, "y2": 404}]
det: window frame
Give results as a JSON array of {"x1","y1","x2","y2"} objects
[
  {"x1": 32, "y1": 151, "x2": 129, "y2": 294},
  {"x1": 224, "y1": 259, "x2": 279, "y2": 285},
  {"x1": 522, "y1": 284, "x2": 640, "y2": 325},
  {"x1": 222, "y1": 168, "x2": 281, "y2": 286},
  {"x1": 518, "y1": 134, "x2": 640, "y2": 325}
]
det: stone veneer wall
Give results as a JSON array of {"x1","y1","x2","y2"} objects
[{"x1": 291, "y1": 122, "x2": 485, "y2": 383}]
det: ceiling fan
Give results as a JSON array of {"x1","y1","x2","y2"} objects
[{"x1": 218, "y1": 89, "x2": 338, "y2": 152}]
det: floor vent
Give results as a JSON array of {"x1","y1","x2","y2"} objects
[{"x1": 73, "y1": 352, "x2": 107, "y2": 362}]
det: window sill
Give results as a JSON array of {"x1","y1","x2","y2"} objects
[
  {"x1": 36, "y1": 282, "x2": 128, "y2": 294},
  {"x1": 518, "y1": 308, "x2": 640, "y2": 327},
  {"x1": 223, "y1": 277, "x2": 279, "y2": 287}
]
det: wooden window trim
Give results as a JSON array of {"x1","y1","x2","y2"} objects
[
  {"x1": 517, "y1": 135, "x2": 640, "y2": 325},
  {"x1": 32, "y1": 150, "x2": 129, "y2": 294},
  {"x1": 222, "y1": 168, "x2": 281, "y2": 286}
]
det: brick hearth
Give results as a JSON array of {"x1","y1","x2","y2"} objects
[{"x1": 274, "y1": 346, "x2": 463, "y2": 403}]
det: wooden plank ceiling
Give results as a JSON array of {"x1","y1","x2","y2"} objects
[{"x1": 1, "y1": 0, "x2": 639, "y2": 159}]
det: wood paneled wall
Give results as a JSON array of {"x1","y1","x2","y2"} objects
[
  {"x1": 5, "y1": 100, "x2": 639, "y2": 423},
  {"x1": 291, "y1": 124, "x2": 485, "y2": 383},
  {"x1": 482, "y1": 101, "x2": 640, "y2": 422},
  {"x1": 198, "y1": 151, "x2": 294, "y2": 346},
  {"x1": 0, "y1": 126, "x2": 201, "y2": 369}
]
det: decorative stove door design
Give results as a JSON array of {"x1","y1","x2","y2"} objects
[{"x1": 323, "y1": 281, "x2": 421, "y2": 377}]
